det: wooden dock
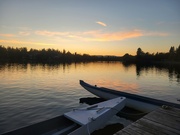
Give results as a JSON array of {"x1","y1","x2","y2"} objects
[{"x1": 114, "y1": 106, "x2": 180, "y2": 135}]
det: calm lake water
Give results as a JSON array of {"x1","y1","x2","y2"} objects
[{"x1": 0, "y1": 62, "x2": 180, "y2": 134}]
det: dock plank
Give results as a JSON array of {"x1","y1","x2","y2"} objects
[
  {"x1": 144, "y1": 109, "x2": 180, "y2": 130},
  {"x1": 123, "y1": 124, "x2": 153, "y2": 135},
  {"x1": 157, "y1": 107, "x2": 180, "y2": 118},
  {"x1": 115, "y1": 107, "x2": 180, "y2": 135},
  {"x1": 115, "y1": 124, "x2": 153, "y2": 135},
  {"x1": 137, "y1": 118, "x2": 180, "y2": 135}
]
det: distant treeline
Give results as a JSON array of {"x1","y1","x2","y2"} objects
[
  {"x1": 123, "y1": 45, "x2": 180, "y2": 63},
  {"x1": 1, "y1": 45, "x2": 180, "y2": 64},
  {"x1": 0, "y1": 45, "x2": 121, "y2": 63}
]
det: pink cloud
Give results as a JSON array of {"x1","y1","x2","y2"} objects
[
  {"x1": 35, "y1": 29, "x2": 142, "y2": 41},
  {"x1": 0, "y1": 33, "x2": 16, "y2": 37},
  {"x1": 34, "y1": 29, "x2": 168, "y2": 42},
  {"x1": 82, "y1": 30, "x2": 143, "y2": 41},
  {"x1": 35, "y1": 30, "x2": 70, "y2": 37},
  {"x1": 0, "y1": 39, "x2": 55, "y2": 46}
]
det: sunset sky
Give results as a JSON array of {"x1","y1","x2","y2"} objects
[{"x1": 0, "y1": 0, "x2": 180, "y2": 56}]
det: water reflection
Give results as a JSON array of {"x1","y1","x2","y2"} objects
[
  {"x1": 0, "y1": 63, "x2": 28, "y2": 72},
  {"x1": 1, "y1": 62, "x2": 180, "y2": 84},
  {"x1": 122, "y1": 62, "x2": 180, "y2": 83},
  {"x1": 0, "y1": 63, "x2": 78, "y2": 74},
  {"x1": 0, "y1": 62, "x2": 180, "y2": 134}
]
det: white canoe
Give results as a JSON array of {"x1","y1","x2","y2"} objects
[{"x1": 80, "y1": 80, "x2": 180, "y2": 113}]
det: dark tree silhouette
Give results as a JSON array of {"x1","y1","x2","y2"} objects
[
  {"x1": 136, "y1": 48, "x2": 144, "y2": 56},
  {"x1": 0, "y1": 45, "x2": 122, "y2": 63}
]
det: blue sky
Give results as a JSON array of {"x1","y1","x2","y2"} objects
[{"x1": 0, "y1": 0, "x2": 180, "y2": 56}]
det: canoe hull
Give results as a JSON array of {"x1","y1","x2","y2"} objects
[{"x1": 80, "y1": 80, "x2": 180, "y2": 112}]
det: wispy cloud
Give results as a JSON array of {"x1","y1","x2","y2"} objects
[
  {"x1": 0, "y1": 39, "x2": 55, "y2": 46},
  {"x1": 144, "y1": 31, "x2": 169, "y2": 36},
  {"x1": 18, "y1": 27, "x2": 32, "y2": 36},
  {"x1": 18, "y1": 27, "x2": 32, "y2": 31},
  {"x1": 35, "y1": 29, "x2": 168, "y2": 42},
  {"x1": 82, "y1": 30, "x2": 143, "y2": 41},
  {"x1": 19, "y1": 31, "x2": 31, "y2": 36},
  {"x1": 35, "y1": 29, "x2": 142, "y2": 41},
  {"x1": 35, "y1": 30, "x2": 70, "y2": 37},
  {"x1": 96, "y1": 21, "x2": 107, "y2": 27},
  {"x1": 1, "y1": 29, "x2": 168, "y2": 45},
  {"x1": 0, "y1": 33, "x2": 16, "y2": 37}
]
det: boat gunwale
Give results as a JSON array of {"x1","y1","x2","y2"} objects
[
  {"x1": 1, "y1": 115, "x2": 79, "y2": 135},
  {"x1": 80, "y1": 80, "x2": 180, "y2": 109}
]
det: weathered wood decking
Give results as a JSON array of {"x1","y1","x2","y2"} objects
[{"x1": 114, "y1": 107, "x2": 180, "y2": 135}]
